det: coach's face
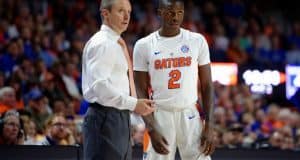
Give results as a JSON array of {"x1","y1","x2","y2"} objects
[
  {"x1": 103, "y1": 0, "x2": 131, "y2": 34},
  {"x1": 159, "y1": 1, "x2": 184, "y2": 31}
]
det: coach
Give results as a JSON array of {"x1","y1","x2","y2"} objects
[{"x1": 81, "y1": 0, "x2": 155, "y2": 159}]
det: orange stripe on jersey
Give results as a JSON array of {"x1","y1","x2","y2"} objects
[{"x1": 143, "y1": 130, "x2": 151, "y2": 152}]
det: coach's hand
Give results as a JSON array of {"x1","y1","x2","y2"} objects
[
  {"x1": 200, "y1": 125, "x2": 216, "y2": 156},
  {"x1": 149, "y1": 129, "x2": 169, "y2": 155},
  {"x1": 134, "y1": 99, "x2": 155, "y2": 116}
]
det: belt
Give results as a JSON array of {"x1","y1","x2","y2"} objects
[{"x1": 89, "y1": 103, "x2": 129, "y2": 113}]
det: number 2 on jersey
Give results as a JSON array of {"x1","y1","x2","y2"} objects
[{"x1": 168, "y1": 70, "x2": 181, "y2": 89}]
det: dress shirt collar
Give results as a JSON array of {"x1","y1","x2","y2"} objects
[{"x1": 100, "y1": 24, "x2": 120, "y2": 42}]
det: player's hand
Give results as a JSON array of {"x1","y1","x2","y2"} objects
[
  {"x1": 200, "y1": 124, "x2": 216, "y2": 156},
  {"x1": 134, "y1": 99, "x2": 155, "y2": 116},
  {"x1": 148, "y1": 129, "x2": 169, "y2": 155}
]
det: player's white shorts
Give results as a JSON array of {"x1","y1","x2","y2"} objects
[{"x1": 143, "y1": 104, "x2": 211, "y2": 160}]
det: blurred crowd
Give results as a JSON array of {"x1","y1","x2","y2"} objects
[
  {"x1": 213, "y1": 83, "x2": 300, "y2": 150},
  {"x1": 0, "y1": 0, "x2": 299, "y2": 150}
]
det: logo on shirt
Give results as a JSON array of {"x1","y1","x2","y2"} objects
[
  {"x1": 181, "y1": 45, "x2": 189, "y2": 53},
  {"x1": 188, "y1": 115, "x2": 196, "y2": 120},
  {"x1": 154, "y1": 51, "x2": 160, "y2": 55}
]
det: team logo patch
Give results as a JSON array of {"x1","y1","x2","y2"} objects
[
  {"x1": 154, "y1": 51, "x2": 160, "y2": 55},
  {"x1": 181, "y1": 45, "x2": 189, "y2": 53},
  {"x1": 188, "y1": 115, "x2": 195, "y2": 119}
]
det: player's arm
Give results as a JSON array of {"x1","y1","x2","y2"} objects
[
  {"x1": 134, "y1": 71, "x2": 157, "y2": 134},
  {"x1": 134, "y1": 71, "x2": 169, "y2": 154},
  {"x1": 198, "y1": 64, "x2": 215, "y2": 155},
  {"x1": 197, "y1": 33, "x2": 216, "y2": 156},
  {"x1": 133, "y1": 40, "x2": 169, "y2": 154},
  {"x1": 134, "y1": 71, "x2": 155, "y2": 129},
  {"x1": 198, "y1": 64, "x2": 214, "y2": 127},
  {"x1": 132, "y1": 40, "x2": 157, "y2": 124}
]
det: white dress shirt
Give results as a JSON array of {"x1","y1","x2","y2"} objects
[{"x1": 82, "y1": 24, "x2": 137, "y2": 111}]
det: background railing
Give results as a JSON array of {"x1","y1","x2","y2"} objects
[{"x1": 0, "y1": 145, "x2": 299, "y2": 160}]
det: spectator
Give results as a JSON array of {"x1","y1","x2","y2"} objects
[
  {"x1": 40, "y1": 72, "x2": 66, "y2": 104},
  {"x1": 296, "y1": 129, "x2": 300, "y2": 149},
  {"x1": 23, "y1": 119, "x2": 44, "y2": 145},
  {"x1": 131, "y1": 123, "x2": 145, "y2": 147},
  {"x1": 269, "y1": 131, "x2": 283, "y2": 149},
  {"x1": 40, "y1": 114, "x2": 75, "y2": 145},
  {"x1": 0, "y1": 86, "x2": 20, "y2": 114},
  {"x1": 224, "y1": 123, "x2": 244, "y2": 148},
  {"x1": 0, "y1": 110, "x2": 24, "y2": 145},
  {"x1": 25, "y1": 88, "x2": 51, "y2": 133},
  {"x1": 0, "y1": 72, "x2": 5, "y2": 88},
  {"x1": 0, "y1": 38, "x2": 23, "y2": 77},
  {"x1": 61, "y1": 62, "x2": 81, "y2": 100},
  {"x1": 286, "y1": 43, "x2": 300, "y2": 65},
  {"x1": 52, "y1": 98, "x2": 66, "y2": 115},
  {"x1": 226, "y1": 37, "x2": 249, "y2": 65}
]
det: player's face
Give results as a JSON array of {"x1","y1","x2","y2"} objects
[
  {"x1": 103, "y1": 0, "x2": 131, "y2": 34},
  {"x1": 159, "y1": 1, "x2": 184, "y2": 31}
]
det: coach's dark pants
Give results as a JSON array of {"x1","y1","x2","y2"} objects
[{"x1": 83, "y1": 103, "x2": 132, "y2": 160}]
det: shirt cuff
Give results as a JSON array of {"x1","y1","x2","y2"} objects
[
  {"x1": 133, "y1": 67, "x2": 148, "y2": 72},
  {"x1": 198, "y1": 61, "x2": 210, "y2": 66},
  {"x1": 125, "y1": 96, "x2": 138, "y2": 111}
]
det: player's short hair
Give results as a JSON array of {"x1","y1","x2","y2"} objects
[
  {"x1": 158, "y1": 0, "x2": 184, "y2": 9},
  {"x1": 100, "y1": 0, "x2": 119, "y2": 11}
]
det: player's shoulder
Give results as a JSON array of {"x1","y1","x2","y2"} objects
[
  {"x1": 181, "y1": 28, "x2": 207, "y2": 43},
  {"x1": 135, "y1": 31, "x2": 157, "y2": 47}
]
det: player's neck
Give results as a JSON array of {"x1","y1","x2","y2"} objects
[{"x1": 159, "y1": 28, "x2": 180, "y2": 37}]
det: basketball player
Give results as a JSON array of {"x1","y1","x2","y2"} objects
[{"x1": 133, "y1": 0, "x2": 215, "y2": 159}]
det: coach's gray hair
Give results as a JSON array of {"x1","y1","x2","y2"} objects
[{"x1": 100, "y1": 0, "x2": 119, "y2": 11}]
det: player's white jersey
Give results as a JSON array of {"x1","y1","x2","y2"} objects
[{"x1": 133, "y1": 28, "x2": 210, "y2": 109}]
